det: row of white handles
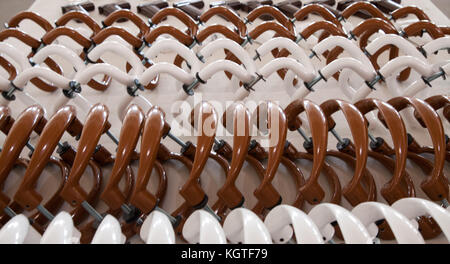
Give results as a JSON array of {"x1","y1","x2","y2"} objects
[
  {"x1": 1, "y1": 198, "x2": 449, "y2": 244},
  {"x1": 0, "y1": 35, "x2": 449, "y2": 122}
]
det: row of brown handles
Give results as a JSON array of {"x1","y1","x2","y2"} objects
[
  {"x1": 0, "y1": 94, "x2": 448, "y2": 243},
  {"x1": 1, "y1": 3, "x2": 449, "y2": 92}
]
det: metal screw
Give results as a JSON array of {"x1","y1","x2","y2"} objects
[
  {"x1": 3, "y1": 206, "x2": 17, "y2": 218},
  {"x1": 330, "y1": 129, "x2": 345, "y2": 145},
  {"x1": 81, "y1": 201, "x2": 103, "y2": 223},
  {"x1": 37, "y1": 204, "x2": 55, "y2": 221},
  {"x1": 167, "y1": 132, "x2": 189, "y2": 149}
]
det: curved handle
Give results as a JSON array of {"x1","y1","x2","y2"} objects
[
  {"x1": 196, "y1": 24, "x2": 244, "y2": 45},
  {"x1": 257, "y1": 37, "x2": 314, "y2": 70},
  {"x1": 101, "y1": 104, "x2": 144, "y2": 211},
  {"x1": 284, "y1": 99, "x2": 328, "y2": 204},
  {"x1": 55, "y1": 11, "x2": 101, "y2": 36},
  {"x1": 309, "y1": 203, "x2": 372, "y2": 244},
  {"x1": 259, "y1": 57, "x2": 316, "y2": 82},
  {"x1": 254, "y1": 102, "x2": 287, "y2": 209},
  {"x1": 391, "y1": 6, "x2": 430, "y2": 21},
  {"x1": 144, "y1": 26, "x2": 194, "y2": 47},
  {"x1": 103, "y1": 9, "x2": 149, "y2": 36},
  {"x1": 145, "y1": 39, "x2": 200, "y2": 73},
  {"x1": 199, "y1": 39, "x2": 255, "y2": 74},
  {"x1": 74, "y1": 63, "x2": 135, "y2": 86},
  {"x1": 354, "y1": 98, "x2": 409, "y2": 204},
  {"x1": 14, "y1": 106, "x2": 78, "y2": 211},
  {"x1": 314, "y1": 36, "x2": 372, "y2": 67},
  {"x1": 198, "y1": 60, "x2": 253, "y2": 84},
  {"x1": 0, "y1": 105, "x2": 44, "y2": 211},
  {"x1": 87, "y1": 41, "x2": 143, "y2": 74},
  {"x1": 217, "y1": 103, "x2": 250, "y2": 210},
  {"x1": 199, "y1": 6, "x2": 246, "y2": 37},
  {"x1": 320, "y1": 99, "x2": 369, "y2": 206},
  {"x1": 249, "y1": 21, "x2": 296, "y2": 41},
  {"x1": 423, "y1": 37, "x2": 450, "y2": 55},
  {"x1": 392, "y1": 198, "x2": 450, "y2": 242},
  {"x1": 140, "y1": 62, "x2": 195, "y2": 86},
  {"x1": 419, "y1": 95, "x2": 450, "y2": 124},
  {"x1": 366, "y1": 34, "x2": 426, "y2": 62},
  {"x1": 378, "y1": 56, "x2": 433, "y2": 79},
  {"x1": 42, "y1": 26, "x2": 91, "y2": 48},
  {"x1": 342, "y1": 1, "x2": 389, "y2": 21},
  {"x1": 60, "y1": 104, "x2": 109, "y2": 206},
  {"x1": 321, "y1": 57, "x2": 376, "y2": 81},
  {"x1": 294, "y1": 4, "x2": 342, "y2": 28},
  {"x1": 13, "y1": 66, "x2": 70, "y2": 89},
  {"x1": 404, "y1": 21, "x2": 444, "y2": 39},
  {"x1": 301, "y1": 21, "x2": 346, "y2": 40},
  {"x1": 386, "y1": 97, "x2": 447, "y2": 201},
  {"x1": 150, "y1": 7, "x2": 198, "y2": 37},
  {"x1": 92, "y1": 27, "x2": 142, "y2": 49},
  {"x1": 129, "y1": 106, "x2": 165, "y2": 214},
  {"x1": 7, "y1": 11, "x2": 53, "y2": 32},
  {"x1": 0, "y1": 28, "x2": 41, "y2": 49},
  {"x1": 352, "y1": 202, "x2": 424, "y2": 244},
  {"x1": 180, "y1": 102, "x2": 218, "y2": 208},
  {"x1": 247, "y1": 6, "x2": 294, "y2": 33},
  {"x1": 33, "y1": 44, "x2": 85, "y2": 72}
]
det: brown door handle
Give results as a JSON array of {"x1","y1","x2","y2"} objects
[
  {"x1": 42, "y1": 26, "x2": 91, "y2": 50},
  {"x1": 294, "y1": 4, "x2": 342, "y2": 29},
  {"x1": 0, "y1": 29, "x2": 63, "y2": 93},
  {"x1": 403, "y1": 21, "x2": 445, "y2": 39},
  {"x1": 253, "y1": 102, "x2": 287, "y2": 210},
  {"x1": 79, "y1": 106, "x2": 142, "y2": 243},
  {"x1": 144, "y1": 25, "x2": 195, "y2": 47},
  {"x1": 196, "y1": 24, "x2": 245, "y2": 45},
  {"x1": 320, "y1": 99, "x2": 372, "y2": 206},
  {"x1": 55, "y1": 11, "x2": 102, "y2": 37},
  {"x1": 60, "y1": 104, "x2": 109, "y2": 207},
  {"x1": 179, "y1": 102, "x2": 218, "y2": 208},
  {"x1": 150, "y1": 7, "x2": 198, "y2": 37},
  {"x1": 129, "y1": 106, "x2": 166, "y2": 214},
  {"x1": 245, "y1": 138, "x2": 308, "y2": 218},
  {"x1": 414, "y1": 95, "x2": 450, "y2": 160},
  {"x1": 13, "y1": 105, "x2": 81, "y2": 211},
  {"x1": 283, "y1": 142, "x2": 342, "y2": 206},
  {"x1": 391, "y1": 6, "x2": 431, "y2": 21},
  {"x1": 101, "y1": 104, "x2": 145, "y2": 211},
  {"x1": 199, "y1": 6, "x2": 247, "y2": 38},
  {"x1": 6, "y1": 11, "x2": 53, "y2": 32},
  {"x1": 247, "y1": 6, "x2": 294, "y2": 33},
  {"x1": 354, "y1": 98, "x2": 412, "y2": 204},
  {"x1": 385, "y1": 97, "x2": 448, "y2": 202},
  {"x1": 284, "y1": 99, "x2": 329, "y2": 204},
  {"x1": 249, "y1": 21, "x2": 296, "y2": 41},
  {"x1": 103, "y1": 9, "x2": 149, "y2": 37},
  {"x1": 0, "y1": 105, "x2": 45, "y2": 212},
  {"x1": 216, "y1": 103, "x2": 251, "y2": 212},
  {"x1": 342, "y1": 1, "x2": 390, "y2": 22}
]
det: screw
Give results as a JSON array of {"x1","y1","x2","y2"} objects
[
  {"x1": 37, "y1": 204, "x2": 55, "y2": 221},
  {"x1": 81, "y1": 201, "x2": 103, "y2": 223},
  {"x1": 330, "y1": 129, "x2": 345, "y2": 145},
  {"x1": 3, "y1": 206, "x2": 17, "y2": 218}
]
